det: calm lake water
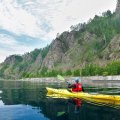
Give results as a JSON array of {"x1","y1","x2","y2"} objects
[{"x1": 0, "y1": 80, "x2": 120, "y2": 120}]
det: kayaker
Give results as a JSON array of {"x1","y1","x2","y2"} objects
[{"x1": 68, "y1": 77, "x2": 84, "y2": 92}]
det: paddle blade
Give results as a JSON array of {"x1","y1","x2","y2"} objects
[
  {"x1": 57, "y1": 75, "x2": 65, "y2": 81},
  {"x1": 57, "y1": 112, "x2": 65, "y2": 117}
]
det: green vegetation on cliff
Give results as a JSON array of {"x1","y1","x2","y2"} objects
[{"x1": 21, "y1": 60, "x2": 120, "y2": 78}]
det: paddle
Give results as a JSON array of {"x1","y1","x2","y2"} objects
[
  {"x1": 57, "y1": 74, "x2": 71, "y2": 86},
  {"x1": 57, "y1": 75, "x2": 65, "y2": 81}
]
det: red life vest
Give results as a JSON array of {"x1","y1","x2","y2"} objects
[{"x1": 72, "y1": 83, "x2": 83, "y2": 92}]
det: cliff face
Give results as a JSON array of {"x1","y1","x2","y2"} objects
[
  {"x1": 116, "y1": 0, "x2": 120, "y2": 13},
  {"x1": 42, "y1": 31, "x2": 76, "y2": 69},
  {"x1": 4, "y1": 55, "x2": 23, "y2": 65},
  {"x1": 102, "y1": 35, "x2": 120, "y2": 61}
]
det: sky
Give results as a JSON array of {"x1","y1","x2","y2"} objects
[{"x1": 0, "y1": 0, "x2": 117, "y2": 63}]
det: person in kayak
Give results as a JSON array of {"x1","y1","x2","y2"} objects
[{"x1": 68, "y1": 77, "x2": 84, "y2": 92}]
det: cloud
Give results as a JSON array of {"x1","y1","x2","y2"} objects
[
  {"x1": 0, "y1": 31, "x2": 51, "y2": 62},
  {"x1": 0, "y1": 0, "x2": 45, "y2": 39},
  {"x1": 0, "y1": 0, "x2": 117, "y2": 62},
  {"x1": 0, "y1": 35, "x2": 31, "y2": 52},
  {"x1": 0, "y1": 26, "x2": 52, "y2": 63},
  {"x1": 0, "y1": 0, "x2": 116, "y2": 40}
]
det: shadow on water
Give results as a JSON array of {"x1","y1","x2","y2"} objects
[{"x1": 0, "y1": 80, "x2": 120, "y2": 120}]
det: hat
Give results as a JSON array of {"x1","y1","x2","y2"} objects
[{"x1": 74, "y1": 77, "x2": 80, "y2": 82}]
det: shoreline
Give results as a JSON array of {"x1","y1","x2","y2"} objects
[{"x1": 0, "y1": 75, "x2": 120, "y2": 87}]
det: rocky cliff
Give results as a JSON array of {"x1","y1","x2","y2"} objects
[
  {"x1": 42, "y1": 31, "x2": 76, "y2": 69},
  {"x1": 116, "y1": 0, "x2": 120, "y2": 13}
]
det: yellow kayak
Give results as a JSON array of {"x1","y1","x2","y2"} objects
[
  {"x1": 47, "y1": 92, "x2": 120, "y2": 108},
  {"x1": 46, "y1": 87, "x2": 120, "y2": 101}
]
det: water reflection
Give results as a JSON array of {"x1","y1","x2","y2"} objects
[
  {"x1": 46, "y1": 97, "x2": 120, "y2": 120},
  {"x1": 0, "y1": 81, "x2": 51, "y2": 120},
  {"x1": 0, "y1": 81, "x2": 120, "y2": 120},
  {"x1": 56, "y1": 98, "x2": 82, "y2": 120},
  {"x1": 0, "y1": 105, "x2": 49, "y2": 120}
]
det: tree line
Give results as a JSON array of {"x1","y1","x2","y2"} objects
[{"x1": 22, "y1": 60, "x2": 120, "y2": 78}]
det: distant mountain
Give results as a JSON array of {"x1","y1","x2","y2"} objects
[{"x1": 0, "y1": 1, "x2": 120, "y2": 79}]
